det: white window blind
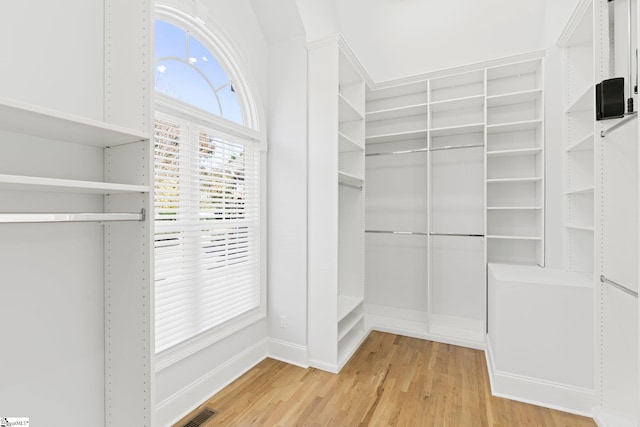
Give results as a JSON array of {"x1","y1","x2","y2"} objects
[{"x1": 154, "y1": 114, "x2": 261, "y2": 353}]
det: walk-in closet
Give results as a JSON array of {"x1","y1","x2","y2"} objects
[{"x1": 1, "y1": 0, "x2": 639, "y2": 426}]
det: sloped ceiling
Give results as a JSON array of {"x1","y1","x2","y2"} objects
[{"x1": 251, "y1": 0, "x2": 548, "y2": 82}]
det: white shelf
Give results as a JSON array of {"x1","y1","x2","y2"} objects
[
  {"x1": 429, "y1": 95, "x2": 484, "y2": 112},
  {"x1": 566, "y1": 186, "x2": 594, "y2": 195},
  {"x1": 366, "y1": 103, "x2": 428, "y2": 122},
  {"x1": 487, "y1": 206, "x2": 543, "y2": 210},
  {"x1": 365, "y1": 129, "x2": 428, "y2": 144},
  {"x1": 487, "y1": 119, "x2": 542, "y2": 134},
  {"x1": 487, "y1": 60, "x2": 540, "y2": 81},
  {"x1": 430, "y1": 123, "x2": 484, "y2": 137},
  {"x1": 0, "y1": 173, "x2": 149, "y2": 194},
  {"x1": 487, "y1": 235, "x2": 544, "y2": 241},
  {"x1": 338, "y1": 93, "x2": 364, "y2": 122},
  {"x1": 486, "y1": 177, "x2": 543, "y2": 184},
  {"x1": 486, "y1": 89, "x2": 542, "y2": 107},
  {"x1": 0, "y1": 96, "x2": 147, "y2": 147},
  {"x1": 566, "y1": 224, "x2": 594, "y2": 231},
  {"x1": 339, "y1": 132, "x2": 363, "y2": 152},
  {"x1": 338, "y1": 295, "x2": 364, "y2": 321},
  {"x1": 338, "y1": 312, "x2": 364, "y2": 341},
  {"x1": 338, "y1": 171, "x2": 364, "y2": 187},
  {"x1": 486, "y1": 148, "x2": 542, "y2": 158},
  {"x1": 566, "y1": 85, "x2": 594, "y2": 113},
  {"x1": 566, "y1": 132, "x2": 594, "y2": 152}
]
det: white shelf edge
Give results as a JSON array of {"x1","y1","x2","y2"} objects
[
  {"x1": 486, "y1": 147, "x2": 543, "y2": 157},
  {"x1": 566, "y1": 132, "x2": 594, "y2": 152},
  {"x1": 566, "y1": 224, "x2": 595, "y2": 231},
  {"x1": 486, "y1": 177, "x2": 543, "y2": 183},
  {"x1": 429, "y1": 94, "x2": 484, "y2": 111},
  {"x1": 366, "y1": 102, "x2": 428, "y2": 122},
  {"x1": 487, "y1": 206, "x2": 543, "y2": 210},
  {"x1": 0, "y1": 173, "x2": 149, "y2": 194},
  {"x1": 338, "y1": 312, "x2": 365, "y2": 341},
  {"x1": 430, "y1": 122, "x2": 484, "y2": 137},
  {"x1": 565, "y1": 85, "x2": 594, "y2": 113},
  {"x1": 565, "y1": 186, "x2": 595, "y2": 195},
  {"x1": 365, "y1": 129, "x2": 428, "y2": 143},
  {"x1": 486, "y1": 89, "x2": 542, "y2": 107},
  {"x1": 339, "y1": 93, "x2": 364, "y2": 122},
  {"x1": 338, "y1": 132, "x2": 364, "y2": 152},
  {"x1": 486, "y1": 235, "x2": 544, "y2": 241},
  {"x1": 486, "y1": 119, "x2": 542, "y2": 134},
  {"x1": 0, "y1": 96, "x2": 148, "y2": 147},
  {"x1": 338, "y1": 296, "x2": 364, "y2": 321},
  {"x1": 338, "y1": 171, "x2": 364, "y2": 187}
]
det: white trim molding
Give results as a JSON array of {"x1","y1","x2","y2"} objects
[
  {"x1": 155, "y1": 1, "x2": 267, "y2": 146},
  {"x1": 156, "y1": 339, "x2": 268, "y2": 427},
  {"x1": 266, "y1": 338, "x2": 309, "y2": 369},
  {"x1": 485, "y1": 336, "x2": 595, "y2": 417}
]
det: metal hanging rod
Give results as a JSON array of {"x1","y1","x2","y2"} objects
[
  {"x1": 366, "y1": 229, "x2": 429, "y2": 236},
  {"x1": 600, "y1": 275, "x2": 638, "y2": 298},
  {"x1": 365, "y1": 144, "x2": 484, "y2": 157},
  {"x1": 600, "y1": 112, "x2": 637, "y2": 137},
  {"x1": 430, "y1": 232, "x2": 485, "y2": 237},
  {"x1": 366, "y1": 148, "x2": 428, "y2": 157},
  {"x1": 0, "y1": 209, "x2": 146, "y2": 224},
  {"x1": 365, "y1": 230, "x2": 484, "y2": 237},
  {"x1": 430, "y1": 143, "x2": 485, "y2": 152},
  {"x1": 339, "y1": 182, "x2": 363, "y2": 191}
]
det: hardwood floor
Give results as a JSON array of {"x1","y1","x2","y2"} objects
[{"x1": 175, "y1": 331, "x2": 596, "y2": 426}]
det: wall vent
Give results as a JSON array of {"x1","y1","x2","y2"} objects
[{"x1": 182, "y1": 408, "x2": 219, "y2": 427}]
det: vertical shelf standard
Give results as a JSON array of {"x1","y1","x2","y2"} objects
[{"x1": 308, "y1": 35, "x2": 366, "y2": 373}]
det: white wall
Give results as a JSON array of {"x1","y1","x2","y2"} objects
[
  {"x1": 265, "y1": 35, "x2": 309, "y2": 356},
  {"x1": 334, "y1": 0, "x2": 546, "y2": 82},
  {"x1": 0, "y1": 1, "x2": 103, "y2": 118}
]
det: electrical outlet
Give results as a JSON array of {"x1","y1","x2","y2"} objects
[{"x1": 280, "y1": 315, "x2": 287, "y2": 328}]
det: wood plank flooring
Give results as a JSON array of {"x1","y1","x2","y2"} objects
[{"x1": 175, "y1": 331, "x2": 596, "y2": 426}]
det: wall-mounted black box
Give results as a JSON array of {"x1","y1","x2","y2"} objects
[{"x1": 596, "y1": 77, "x2": 625, "y2": 120}]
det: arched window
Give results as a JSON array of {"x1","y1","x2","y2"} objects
[
  {"x1": 155, "y1": 20, "x2": 243, "y2": 124},
  {"x1": 153, "y1": 13, "x2": 265, "y2": 364}
]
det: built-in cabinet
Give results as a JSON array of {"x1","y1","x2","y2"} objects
[
  {"x1": 364, "y1": 55, "x2": 545, "y2": 348},
  {"x1": 0, "y1": 1, "x2": 152, "y2": 425},
  {"x1": 559, "y1": 0, "x2": 639, "y2": 424},
  {"x1": 486, "y1": 61, "x2": 545, "y2": 266},
  {"x1": 308, "y1": 36, "x2": 367, "y2": 373}
]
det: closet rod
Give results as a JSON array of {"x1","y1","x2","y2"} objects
[
  {"x1": 600, "y1": 275, "x2": 638, "y2": 298},
  {"x1": 0, "y1": 209, "x2": 146, "y2": 224},
  {"x1": 430, "y1": 143, "x2": 484, "y2": 152},
  {"x1": 430, "y1": 232, "x2": 484, "y2": 237},
  {"x1": 366, "y1": 148, "x2": 428, "y2": 157},
  {"x1": 365, "y1": 229, "x2": 429, "y2": 236},
  {"x1": 365, "y1": 230, "x2": 484, "y2": 237},
  {"x1": 600, "y1": 112, "x2": 637, "y2": 137},
  {"x1": 339, "y1": 182, "x2": 363, "y2": 191}
]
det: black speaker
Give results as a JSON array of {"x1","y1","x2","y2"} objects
[{"x1": 596, "y1": 77, "x2": 625, "y2": 120}]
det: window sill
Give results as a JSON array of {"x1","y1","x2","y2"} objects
[{"x1": 155, "y1": 306, "x2": 266, "y2": 372}]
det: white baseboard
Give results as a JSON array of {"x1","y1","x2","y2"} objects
[
  {"x1": 267, "y1": 338, "x2": 309, "y2": 368},
  {"x1": 156, "y1": 339, "x2": 268, "y2": 427},
  {"x1": 592, "y1": 406, "x2": 638, "y2": 427},
  {"x1": 308, "y1": 358, "x2": 339, "y2": 374},
  {"x1": 485, "y1": 337, "x2": 595, "y2": 417},
  {"x1": 365, "y1": 306, "x2": 485, "y2": 350}
]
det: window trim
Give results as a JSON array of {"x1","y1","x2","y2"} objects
[{"x1": 154, "y1": 2, "x2": 267, "y2": 372}]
